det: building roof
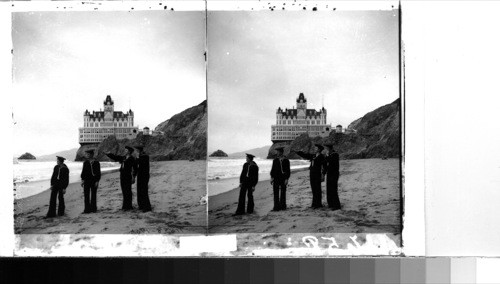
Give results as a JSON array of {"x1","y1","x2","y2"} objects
[
  {"x1": 104, "y1": 95, "x2": 114, "y2": 105},
  {"x1": 85, "y1": 111, "x2": 133, "y2": 120},
  {"x1": 277, "y1": 108, "x2": 325, "y2": 118},
  {"x1": 296, "y1": 92, "x2": 307, "y2": 103}
]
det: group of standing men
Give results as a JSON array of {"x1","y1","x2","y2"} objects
[
  {"x1": 233, "y1": 143, "x2": 341, "y2": 216},
  {"x1": 45, "y1": 145, "x2": 152, "y2": 218}
]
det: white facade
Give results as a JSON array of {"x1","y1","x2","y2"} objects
[
  {"x1": 79, "y1": 95, "x2": 139, "y2": 145},
  {"x1": 271, "y1": 93, "x2": 332, "y2": 142}
]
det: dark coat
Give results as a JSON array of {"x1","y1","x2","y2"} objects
[
  {"x1": 136, "y1": 154, "x2": 150, "y2": 180},
  {"x1": 296, "y1": 151, "x2": 325, "y2": 179},
  {"x1": 323, "y1": 152, "x2": 340, "y2": 177},
  {"x1": 106, "y1": 153, "x2": 137, "y2": 181},
  {"x1": 51, "y1": 164, "x2": 69, "y2": 189},
  {"x1": 270, "y1": 157, "x2": 291, "y2": 181},
  {"x1": 240, "y1": 161, "x2": 259, "y2": 187},
  {"x1": 81, "y1": 160, "x2": 101, "y2": 183}
]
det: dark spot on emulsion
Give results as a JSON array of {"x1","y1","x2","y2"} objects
[
  {"x1": 333, "y1": 8, "x2": 336, "y2": 11},
  {"x1": 131, "y1": 7, "x2": 134, "y2": 10},
  {"x1": 303, "y1": 7, "x2": 306, "y2": 10},
  {"x1": 171, "y1": 8, "x2": 174, "y2": 10},
  {"x1": 164, "y1": 6, "x2": 167, "y2": 10},
  {"x1": 159, "y1": 2, "x2": 162, "y2": 5},
  {"x1": 312, "y1": 7, "x2": 317, "y2": 11},
  {"x1": 282, "y1": 7, "x2": 285, "y2": 10}
]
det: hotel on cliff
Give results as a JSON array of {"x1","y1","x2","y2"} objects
[
  {"x1": 79, "y1": 95, "x2": 139, "y2": 145},
  {"x1": 271, "y1": 93, "x2": 332, "y2": 143}
]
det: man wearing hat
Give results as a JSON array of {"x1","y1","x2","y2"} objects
[
  {"x1": 46, "y1": 156, "x2": 70, "y2": 218},
  {"x1": 270, "y1": 146, "x2": 291, "y2": 211},
  {"x1": 105, "y1": 146, "x2": 137, "y2": 211},
  {"x1": 234, "y1": 153, "x2": 259, "y2": 216},
  {"x1": 323, "y1": 143, "x2": 341, "y2": 210},
  {"x1": 296, "y1": 144, "x2": 326, "y2": 209},
  {"x1": 134, "y1": 145, "x2": 152, "y2": 212},
  {"x1": 80, "y1": 149, "x2": 101, "y2": 213}
]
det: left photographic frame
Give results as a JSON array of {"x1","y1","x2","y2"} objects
[{"x1": 12, "y1": 6, "x2": 208, "y2": 239}]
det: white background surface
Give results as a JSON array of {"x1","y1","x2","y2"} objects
[{"x1": 1, "y1": 1, "x2": 500, "y2": 260}]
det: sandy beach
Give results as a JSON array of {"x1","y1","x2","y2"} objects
[
  {"x1": 15, "y1": 160, "x2": 207, "y2": 234},
  {"x1": 208, "y1": 158, "x2": 401, "y2": 238}
]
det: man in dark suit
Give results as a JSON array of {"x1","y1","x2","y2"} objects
[
  {"x1": 135, "y1": 145, "x2": 152, "y2": 212},
  {"x1": 234, "y1": 153, "x2": 259, "y2": 216},
  {"x1": 105, "y1": 146, "x2": 137, "y2": 211},
  {"x1": 323, "y1": 143, "x2": 341, "y2": 210},
  {"x1": 270, "y1": 147, "x2": 291, "y2": 211},
  {"x1": 46, "y1": 156, "x2": 69, "y2": 218},
  {"x1": 296, "y1": 144, "x2": 326, "y2": 209},
  {"x1": 80, "y1": 149, "x2": 101, "y2": 213}
]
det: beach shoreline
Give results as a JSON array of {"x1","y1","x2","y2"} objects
[
  {"x1": 15, "y1": 160, "x2": 207, "y2": 234},
  {"x1": 14, "y1": 168, "x2": 120, "y2": 200},
  {"x1": 208, "y1": 158, "x2": 401, "y2": 241}
]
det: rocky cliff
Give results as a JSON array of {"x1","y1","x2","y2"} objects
[
  {"x1": 75, "y1": 101, "x2": 207, "y2": 161},
  {"x1": 267, "y1": 98, "x2": 401, "y2": 159}
]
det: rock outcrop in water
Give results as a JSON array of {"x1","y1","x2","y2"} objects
[
  {"x1": 75, "y1": 101, "x2": 207, "y2": 161},
  {"x1": 209, "y1": 150, "x2": 228, "y2": 157},
  {"x1": 267, "y1": 98, "x2": 401, "y2": 160},
  {"x1": 18, "y1": 152, "x2": 36, "y2": 160}
]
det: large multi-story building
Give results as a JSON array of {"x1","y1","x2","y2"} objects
[
  {"x1": 79, "y1": 95, "x2": 139, "y2": 145},
  {"x1": 271, "y1": 93, "x2": 332, "y2": 142}
]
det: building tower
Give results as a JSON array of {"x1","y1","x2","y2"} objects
[{"x1": 103, "y1": 95, "x2": 114, "y2": 127}]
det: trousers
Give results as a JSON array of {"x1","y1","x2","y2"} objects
[
  {"x1": 236, "y1": 184, "x2": 254, "y2": 214},
  {"x1": 137, "y1": 176, "x2": 152, "y2": 211},
  {"x1": 47, "y1": 186, "x2": 65, "y2": 217},
  {"x1": 83, "y1": 181, "x2": 98, "y2": 213},
  {"x1": 310, "y1": 175, "x2": 323, "y2": 208},
  {"x1": 326, "y1": 174, "x2": 341, "y2": 209},
  {"x1": 120, "y1": 178, "x2": 133, "y2": 210},
  {"x1": 273, "y1": 180, "x2": 287, "y2": 210}
]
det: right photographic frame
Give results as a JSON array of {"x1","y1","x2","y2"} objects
[{"x1": 207, "y1": 1, "x2": 402, "y2": 254}]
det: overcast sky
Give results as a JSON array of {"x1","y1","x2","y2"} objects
[
  {"x1": 12, "y1": 11, "x2": 206, "y2": 156},
  {"x1": 208, "y1": 10, "x2": 399, "y2": 154}
]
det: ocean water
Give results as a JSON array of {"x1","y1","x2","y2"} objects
[
  {"x1": 208, "y1": 157, "x2": 309, "y2": 196},
  {"x1": 13, "y1": 160, "x2": 119, "y2": 199}
]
